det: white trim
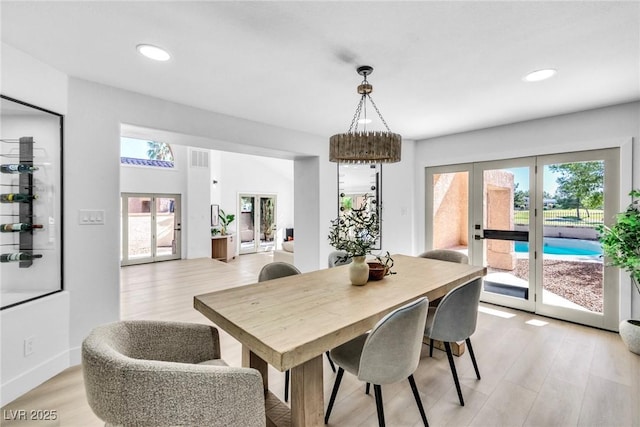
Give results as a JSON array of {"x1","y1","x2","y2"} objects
[
  {"x1": 618, "y1": 137, "x2": 634, "y2": 321},
  {"x1": 1, "y1": 350, "x2": 70, "y2": 407}
]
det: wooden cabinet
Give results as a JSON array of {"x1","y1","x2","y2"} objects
[{"x1": 211, "y1": 235, "x2": 236, "y2": 262}]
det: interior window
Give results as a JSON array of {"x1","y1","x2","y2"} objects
[{"x1": 120, "y1": 137, "x2": 174, "y2": 168}]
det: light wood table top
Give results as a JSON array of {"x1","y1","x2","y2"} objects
[
  {"x1": 195, "y1": 254, "x2": 485, "y2": 426},
  {"x1": 195, "y1": 254, "x2": 486, "y2": 371}
]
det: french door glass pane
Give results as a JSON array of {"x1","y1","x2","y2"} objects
[
  {"x1": 482, "y1": 167, "x2": 532, "y2": 301},
  {"x1": 128, "y1": 196, "x2": 151, "y2": 260},
  {"x1": 431, "y1": 171, "x2": 469, "y2": 253},
  {"x1": 155, "y1": 197, "x2": 176, "y2": 257},
  {"x1": 541, "y1": 161, "x2": 604, "y2": 313},
  {"x1": 239, "y1": 196, "x2": 256, "y2": 253},
  {"x1": 259, "y1": 196, "x2": 276, "y2": 250}
]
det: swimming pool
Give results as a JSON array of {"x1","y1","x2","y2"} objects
[{"x1": 514, "y1": 237, "x2": 602, "y2": 256}]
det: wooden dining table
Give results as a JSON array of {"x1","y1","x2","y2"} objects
[{"x1": 194, "y1": 254, "x2": 486, "y2": 427}]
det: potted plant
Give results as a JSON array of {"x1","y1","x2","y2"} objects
[
  {"x1": 328, "y1": 194, "x2": 380, "y2": 285},
  {"x1": 597, "y1": 189, "x2": 640, "y2": 354},
  {"x1": 218, "y1": 209, "x2": 235, "y2": 236}
]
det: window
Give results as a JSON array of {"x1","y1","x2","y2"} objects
[{"x1": 120, "y1": 137, "x2": 174, "y2": 168}]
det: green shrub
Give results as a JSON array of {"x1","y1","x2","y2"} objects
[{"x1": 597, "y1": 190, "x2": 640, "y2": 296}]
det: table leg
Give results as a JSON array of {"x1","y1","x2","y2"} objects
[
  {"x1": 290, "y1": 355, "x2": 324, "y2": 427},
  {"x1": 243, "y1": 346, "x2": 290, "y2": 426},
  {"x1": 423, "y1": 337, "x2": 466, "y2": 356},
  {"x1": 242, "y1": 345, "x2": 268, "y2": 391}
]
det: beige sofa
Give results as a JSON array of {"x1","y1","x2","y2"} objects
[{"x1": 273, "y1": 240, "x2": 294, "y2": 264}]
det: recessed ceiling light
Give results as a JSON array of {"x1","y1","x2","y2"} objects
[
  {"x1": 136, "y1": 44, "x2": 171, "y2": 61},
  {"x1": 523, "y1": 69, "x2": 557, "y2": 82}
]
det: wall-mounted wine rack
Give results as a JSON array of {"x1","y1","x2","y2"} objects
[{"x1": 1, "y1": 94, "x2": 63, "y2": 310}]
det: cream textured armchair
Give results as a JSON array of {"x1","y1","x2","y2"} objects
[{"x1": 82, "y1": 320, "x2": 265, "y2": 427}]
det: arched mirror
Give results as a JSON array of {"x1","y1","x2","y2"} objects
[{"x1": 337, "y1": 163, "x2": 382, "y2": 250}]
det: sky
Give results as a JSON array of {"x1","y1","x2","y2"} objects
[
  {"x1": 507, "y1": 167, "x2": 559, "y2": 197},
  {"x1": 120, "y1": 137, "x2": 152, "y2": 159}
]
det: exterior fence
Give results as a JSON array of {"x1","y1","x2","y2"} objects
[
  {"x1": 513, "y1": 209, "x2": 603, "y2": 240},
  {"x1": 514, "y1": 209, "x2": 604, "y2": 227}
]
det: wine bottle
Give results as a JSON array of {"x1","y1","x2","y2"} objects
[
  {"x1": 0, "y1": 252, "x2": 43, "y2": 262},
  {"x1": 0, "y1": 223, "x2": 44, "y2": 232},
  {"x1": 0, "y1": 193, "x2": 38, "y2": 203},
  {"x1": 0, "y1": 164, "x2": 38, "y2": 174}
]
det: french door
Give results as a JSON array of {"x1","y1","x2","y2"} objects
[
  {"x1": 121, "y1": 193, "x2": 182, "y2": 266},
  {"x1": 238, "y1": 194, "x2": 277, "y2": 255},
  {"x1": 426, "y1": 149, "x2": 620, "y2": 329}
]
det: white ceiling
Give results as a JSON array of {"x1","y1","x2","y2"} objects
[{"x1": 2, "y1": 1, "x2": 639, "y2": 140}]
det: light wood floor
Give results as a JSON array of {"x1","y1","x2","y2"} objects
[{"x1": 3, "y1": 253, "x2": 639, "y2": 426}]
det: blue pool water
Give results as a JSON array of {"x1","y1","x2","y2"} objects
[{"x1": 514, "y1": 238, "x2": 602, "y2": 256}]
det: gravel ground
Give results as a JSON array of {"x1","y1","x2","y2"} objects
[{"x1": 511, "y1": 259, "x2": 603, "y2": 312}]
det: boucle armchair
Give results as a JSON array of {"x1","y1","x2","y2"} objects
[{"x1": 82, "y1": 320, "x2": 265, "y2": 427}]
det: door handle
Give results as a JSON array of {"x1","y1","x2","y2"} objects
[
  {"x1": 483, "y1": 229, "x2": 529, "y2": 241},
  {"x1": 474, "y1": 235, "x2": 484, "y2": 240}
]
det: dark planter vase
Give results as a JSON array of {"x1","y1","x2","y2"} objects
[
  {"x1": 367, "y1": 262, "x2": 388, "y2": 281},
  {"x1": 619, "y1": 319, "x2": 640, "y2": 355}
]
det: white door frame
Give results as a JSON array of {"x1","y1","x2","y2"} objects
[
  {"x1": 426, "y1": 148, "x2": 622, "y2": 330},
  {"x1": 238, "y1": 193, "x2": 277, "y2": 254},
  {"x1": 534, "y1": 149, "x2": 619, "y2": 330},
  {"x1": 121, "y1": 192, "x2": 182, "y2": 266},
  {"x1": 472, "y1": 157, "x2": 537, "y2": 312}
]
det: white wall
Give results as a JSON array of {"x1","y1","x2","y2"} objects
[
  {"x1": 414, "y1": 101, "x2": 640, "y2": 319},
  {"x1": 210, "y1": 150, "x2": 222, "y2": 206},
  {"x1": 219, "y1": 152, "x2": 294, "y2": 249},
  {"x1": 381, "y1": 140, "x2": 417, "y2": 256},
  {"x1": 0, "y1": 44, "x2": 415, "y2": 406},
  {"x1": 186, "y1": 147, "x2": 212, "y2": 259},
  {"x1": 0, "y1": 44, "x2": 69, "y2": 406},
  {"x1": 120, "y1": 144, "x2": 188, "y2": 194},
  {"x1": 62, "y1": 77, "x2": 347, "y2": 375},
  {"x1": 120, "y1": 144, "x2": 188, "y2": 257}
]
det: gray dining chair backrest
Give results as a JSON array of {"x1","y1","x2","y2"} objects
[
  {"x1": 258, "y1": 262, "x2": 301, "y2": 282},
  {"x1": 426, "y1": 278, "x2": 482, "y2": 343},
  {"x1": 328, "y1": 250, "x2": 352, "y2": 268},
  {"x1": 418, "y1": 249, "x2": 468, "y2": 264},
  {"x1": 357, "y1": 297, "x2": 428, "y2": 385}
]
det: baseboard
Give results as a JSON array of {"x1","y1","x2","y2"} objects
[
  {"x1": 69, "y1": 345, "x2": 82, "y2": 366},
  {"x1": 1, "y1": 350, "x2": 70, "y2": 407}
]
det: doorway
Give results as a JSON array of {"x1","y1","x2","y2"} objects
[
  {"x1": 426, "y1": 149, "x2": 620, "y2": 330},
  {"x1": 238, "y1": 194, "x2": 277, "y2": 254},
  {"x1": 121, "y1": 193, "x2": 182, "y2": 265}
]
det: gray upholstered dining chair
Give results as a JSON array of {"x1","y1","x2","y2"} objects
[
  {"x1": 328, "y1": 250, "x2": 352, "y2": 268},
  {"x1": 258, "y1": 260, "x2": 301, "y2": 282},
  {"x1": 423, "y1": 277, "x2": 482, "y2": 406},
  {"x1": 418, "y1": 249, "x2": 469, "y2": 308},
  {"x1": 82, "y1": 320, "x2": 265, "y2": 427},
  {"x1": 324, "y1": 298, "x2": 430, "y2": 427},
  {"x1": 418, "y1": 249, "x2": 469, "y2": 264},
  {"x1": 258, "y1": 261, "x2": 336, "y2": 402}
]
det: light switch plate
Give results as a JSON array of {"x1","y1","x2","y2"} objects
[{"x1": 79, "y1": 209, "x2": 105, "y2": 225}]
